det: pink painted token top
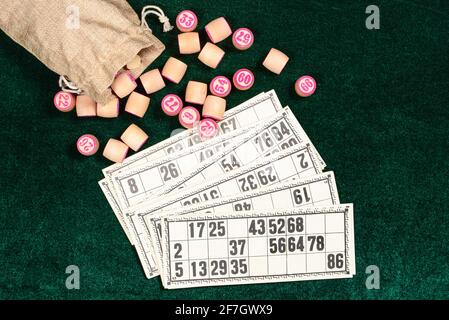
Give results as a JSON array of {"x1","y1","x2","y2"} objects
[
  {"x1": 233, "y1": 68, "x2": 255, "y2": 90},
  {"x1": 54, "y1": 91, "x2": 75, "y2": 112},
  {"x1": 161, "y1": 94, "x2": 183, "y2": 116},
  {"x1": 198, "y1": 118, "x2": 219, "y2": 139},
  {"x1": 232, "y1": 28, "x2": 254, "y2": 50},
  {"x1": 296, "y1": 76, "x2": 316, "y2": 97},
  {"x1": 77, "y1": 134, "x2": 99, "y2": 156},
  {"x1": 176, "y1": 10, "x2": 198, "y2": 32},
  {"x1": 179, "y1": 106, "x2": 200, "y2": 128},
  {"x1": 210, "y1": 76, "x2": 232, "y2": 97}
]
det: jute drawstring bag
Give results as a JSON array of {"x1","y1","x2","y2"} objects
[{"x1": 0, "y1": 0, "x2": 167, "y2": 104}]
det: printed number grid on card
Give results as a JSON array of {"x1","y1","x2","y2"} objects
[
  {"x1": 160, "y1": 204, "x2": 355, "y2": 289},
  {"x1": 147, "y1": 172, "x2": 340, "y2": 274},
  {"x1": 111, "y1": 126, "x2": 254, "y2": 210},
  {"x1": 114, "y1": 106, "x2": 319, "y2": 212},
  {"x1": 127, "y1": 143, "x2": 323, "y2": 278},
  {"x1": 102, "y1": 91, "x2": 281, "y2": 179},
  {"x1": 99, "y1": 91, "x2": 281, "y2": 241},
  {"x1": 154, "y1": 107, "x2": 325, "y2": 199}
]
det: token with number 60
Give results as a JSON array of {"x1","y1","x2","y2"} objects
[{"x1": 233, "y1": 68, "x2": 255, "y2": 91}]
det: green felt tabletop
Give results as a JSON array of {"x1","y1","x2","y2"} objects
[{"x1": 0, "y1": 0, "x2": 448, "y2": 300}]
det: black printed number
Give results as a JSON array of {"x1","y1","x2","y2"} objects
[
  {"x1": 234, "y1": 202, "x2": 252, "y2": 211},
  {"x1": 211, "y1": 260, "x2": 227, "y2": 276},
  {"x1": 174, "y1": 262, "x2": 183, "y2": 277},
  {"x1": 230, "y1": 259, "x2": 247, "y2": 275},
  {"x1": 191, "y1": 261, "x2": 207, "y2": 277},
  {"x1": 160, "y1": 163, "x2": 179, "y2": 181},
  {"x1": 173, "y1": 243, "x2": 182, "y2": 259},
  {"x1": 268, "y1": 218, "x2": 286, "y2": 234},
  {"x1": 280, "y1": 137, "x2": 298, "y2": 150},
  {"x1": 287, "y1": 217, "x2": 304, "y2": 233},
  {"x1": 269, "y1": 237, "x2": 286, "y2": 253},
  {"x1": 189, "y1": 222, "x2": 205, "y2": 238},
  {"x1": 293, "y1": 187, "x2": 312, "y2": 205},
  {"x1": 297, "y1": 152, "x2": 309, "y2": 169},
  {"x1": 127, "y1": 178, "x2": 139, "y2": 194},
  {"x1": 238, "y1": 174, "x2": 258, "y2": 192},
  {"x1": 229, "y1": 239, "x2": 246, "y2": 255},
  {"x1": 220, "y1": 118, "x2": 237, "y2": 133},
  {"x1": 308, "y1": 235, "x2": 325, "y2": 251},
  {"x1": 209, "y1": 221, "x2": 226, "y2": 237},
  {"x1": 221, "y1": 154, "x2": 241, "y2": 172},
  {"x1": 257, "y1": 167, "x2": 277, "y2": 185},
  {"x1": 249, "y1": 219, "x2": 266, "y2": 235},
  {"x1": 327, "y1": 253, "x2": 344, "y2": 269}
]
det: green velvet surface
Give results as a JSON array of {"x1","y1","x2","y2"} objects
[{"x1": 0, "y1": 0, "x2": 448, "y2": 300}]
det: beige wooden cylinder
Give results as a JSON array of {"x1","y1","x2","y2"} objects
[
  {"x1": 140, "y1": 69, "x2": 166, "y2": 94},
  {"x1": 205, "y1": 17, "x2": 232, "y2": 43},
  {"x1": 198, "y1": 42, "x2": 225, "y2": 69},
  {"x1": 162, "y1": 57, "x2": 188, "y2": 84},
  {"x1": 178, "y1": 32, "x2": 201, "y2": 54},
  {"x1": 126, "y1": 55, "x2": 142, "y2": 70},
  {"x1": 76, "y1": 95, "x2": 97, "y2": 117},
  {"x1": 103, "y1": 139, "x2": 129, "y2": 163},
  {"x1": 97, "y1": 97, "x2": 119, "y2": 118},
  {"x1": 262, "y1": 48, "x2": 290, "y2": 75},
  {"x1": 125, "y1": 92, "x2": 150, "y2": 118},
  {"x1": 185, "y1": 81, "x2": 208, "y2": 105},
  {"x1": 202, "y1": 95, "x2": 226, "y2": 121},
  {"x1": 111, "y1": 72, "x2": 137, "y2": 98},
  {"x1": 120, "y1": 124, "x2": 149, "y2": 152}
]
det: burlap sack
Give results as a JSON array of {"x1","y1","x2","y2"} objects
[{"x1": 0, "y1": 0, "x2": 165, "y2": 104}]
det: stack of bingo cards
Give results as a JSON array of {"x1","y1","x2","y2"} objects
[{"x1": 99, "y1": 88, "x2": 356, "y2": 288}]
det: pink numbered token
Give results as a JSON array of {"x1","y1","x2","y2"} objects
[
  {"x1": 76, "y1": 134, "x2": 99, "y2": 156},
  {"x1": 233, "y1": 68, "x2": 255, "y2": 91},
  {"x1": 176, "y1": 10, "x2": 198, "y2": 32},
  {"x1": 232, "y1": 28, "x2": 254, "y2": 50},
  {"x1": 178, "y1": 106, "x2": 200, "y2": 129},
  {"x1": 210, "y1": 76, "x2": 232, "y2": 97},
  {"x1": 161, "y1": 94, "x2": 183, "y2": 116},
  {"x1": 295, "y1": 76, "x2": 316, "y2": 97},
  {"x1": 198, "y1": 118, "x2": 219, "y2": 140},
  {"x1": 53, "y1": 91, "x2": 75, "y2": 112}
]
